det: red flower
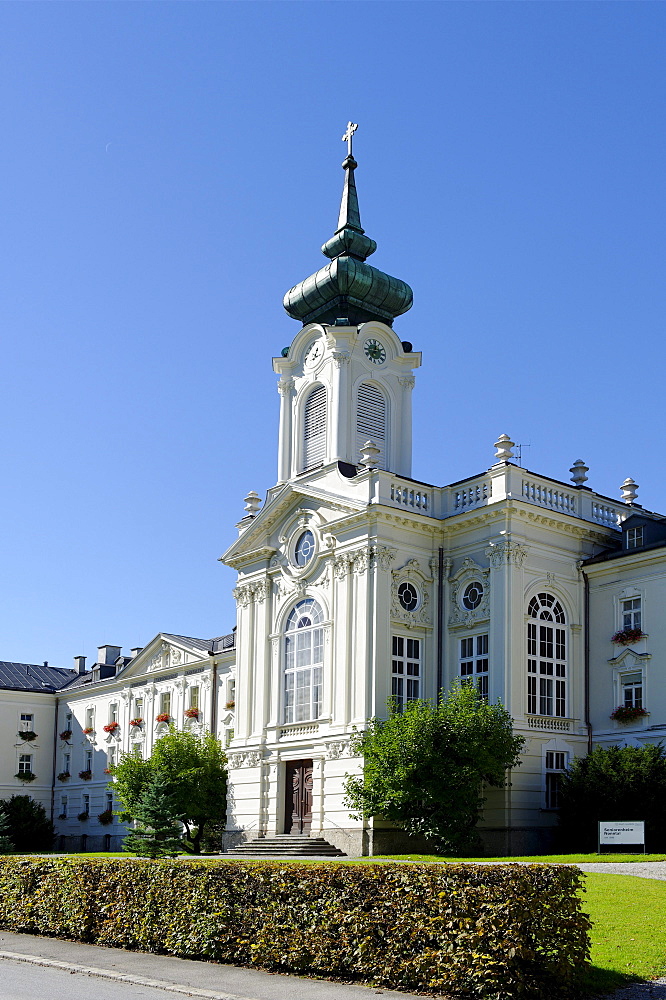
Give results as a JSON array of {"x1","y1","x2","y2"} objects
[{"x1": 155, "y1": 713, "x2": 170, "y2": 723}]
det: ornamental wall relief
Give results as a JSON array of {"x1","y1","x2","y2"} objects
[
  {"x1": 485, "y1": 538, "x2": 528, "y2": 567},
  {"x1": 391, "y1": 558, "x2": 432, "y2": 627},
  {"x1": 448, "y1": 557, "x2": 491, "y2": 629}
]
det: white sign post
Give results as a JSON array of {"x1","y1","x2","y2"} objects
[{"x1": 598, "y1": 821, "x2": 646, "y2": 854}]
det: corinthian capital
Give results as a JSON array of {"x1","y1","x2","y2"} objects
[{"x1": 277, "y1": 378, "x2": 295, "y2": 396}]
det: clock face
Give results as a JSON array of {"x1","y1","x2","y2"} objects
[
  {"x1": 304, "y1": 341, "x2": 323, "y2": 368},
  {"x1": 364, "y1": 339, "x2": 386, "y2": 364}
]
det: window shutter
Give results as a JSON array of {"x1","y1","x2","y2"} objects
[
  {"x1": 303, "y1": 385, "x2": 327, "y2": 470},
  {"x1": 356, "y1": 383, "x2": 386, "y2": 469}
]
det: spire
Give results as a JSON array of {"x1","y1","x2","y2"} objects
[{"x1": 283, "y1": 123, "x2": 413, "y2": 327}]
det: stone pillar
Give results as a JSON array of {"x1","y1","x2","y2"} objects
[
  {"x1": 277, "y1": 378, "x2": 295, "y2": 484},
  {"x1": 397, "y1": 375, "x2": 415, "y2": 477},
  {"x1": 330, "y1": 351, "x2": 351, "y2": 464}
]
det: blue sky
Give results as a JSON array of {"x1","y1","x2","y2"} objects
[{"x1": 1, "y1": 2, "x2": 665, "y2": 667}]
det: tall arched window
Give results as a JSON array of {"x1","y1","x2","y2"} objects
[
  {"x1": 527, "y1": 593, "x2": 567, "y2": 718},
  {"x1": 302, "y1": 385, "x2": 327, "y2": 471},
  {"x1": 284, "y1": 599, "x2": 324, "y2": 723},
  {"x1": 356, "y1": 382, "x2": 386, "y2": 469}
]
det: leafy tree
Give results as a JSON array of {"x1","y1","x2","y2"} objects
[
  {"x1": 0, "y1": 796, "x2": 54, "y2": 852},
  {"x1": 0, "y1": 809, "x2": 14, "y2": 854},
  {"x1": 112, "y1": 728, "x2": 227, "y2": 854},
  {"x1": 344, "y1": 684, "x2": 524, "y2": 855},
  {"x1": 122, "y1": 770, "x2": 183, "y2": 858},
  {"x1": 558, "y1": 743, "x2": 666, "y2": 852}
]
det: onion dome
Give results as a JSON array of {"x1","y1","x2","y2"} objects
[{"x1": 283, "y1": 129, "x2": 413, "y2": 327}]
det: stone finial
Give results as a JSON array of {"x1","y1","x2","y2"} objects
[
  {"x1": 359, "y1": 440, "x2": 380, "y2": 468},
  {"x1": 494, "y1": 434, "x2": 515, "y2": 462},
  {"x1": 621, "y1": 478, "x2": 639, "y2": 504},
  {"x1": 570, "y1": 459, "x2": 589, "y2": 486},
  {"x1": 243, "y1": 491, "x2": 262, "y2": 516}
]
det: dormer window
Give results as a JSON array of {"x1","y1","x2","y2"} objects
[{"x1": 626, "y1": 526, "x2": 644, "y2": 549}]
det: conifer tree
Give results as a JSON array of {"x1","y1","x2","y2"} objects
[{"x1": 122, "y1": 770, "x2": 182, "y2": 858}]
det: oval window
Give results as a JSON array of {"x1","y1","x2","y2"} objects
[
  {"x1": 294, "y1": 530, "x2": 315, "y2": 567},
  {"x1": 462, "y1": 582, "x2": 484, "y2": 610},
  {"x1": 398, "y1": 582, "x2": 419, "y2": 612}
]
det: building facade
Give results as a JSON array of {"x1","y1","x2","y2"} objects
[{"x1": 4, "y1": 132, "x2": 665, "y2": 855}]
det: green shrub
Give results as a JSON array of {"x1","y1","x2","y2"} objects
[
  {"x1": 0, "y1": 857, "x2": 589, "y2": 999},
  {"x1": 559, "y1": 743, "x2": 666, "y2": 851}
]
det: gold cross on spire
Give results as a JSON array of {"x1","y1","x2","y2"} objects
[{"x1": 342, "y1": 121, "x2": 358, "y2": 157}]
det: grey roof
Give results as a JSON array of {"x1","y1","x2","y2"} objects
[
  {"x1": 162, "y1": 633, "x2": 235, "y2": 655},
  {"x1": 0, "y1": 661, "x2": 77, "y2": 693}
]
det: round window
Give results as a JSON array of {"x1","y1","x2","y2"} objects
[
  {"x1": 398, "y1": 582, "x2": 419, "y2": 612},
  {"x1": 462, "y1": 581, "x2": 484, "y2": 610},
  {"x1": 294, "y1": 530, "x2": 315, "y2": 567}
]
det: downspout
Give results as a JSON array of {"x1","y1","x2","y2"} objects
[
  {"x1": 436, "y1": 547, "x2": 444, "y2": 696},
  {"x1": 583, "y1": 569, "x2": 592, "y2": 754},
  {"x1": 50, "y1": 696, "x2": 59, "y2": 823}
]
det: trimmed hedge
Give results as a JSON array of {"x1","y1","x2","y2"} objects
[{"x1": 0, "y1": 858, "x2": 590, "y2": 998}]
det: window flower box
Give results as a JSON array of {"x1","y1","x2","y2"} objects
[
  {"x1": 611, "y1": 627, "x2": 646, "y2": 645},
  {"x1": 17, "y1": 731, "x2": 37, "y2": 742},
  {"x1": 97, "y1": 809, "x2": 113, "y2": 826},
  {"x1": 129, "y1": 718, "x2": 143, "y2": 727},
  {"x1": 16, "y1": 771, "x2": 36, "y2": 782},
  {"x1": 59, "y1": 730, "x2": 72, "y2": 741},
  {"x1": 610, "y1": 705, "x2": 649, "y2": 723},
  {"x1": 225, "y1": 700, "x2": 235, "y2": 710},
  {"x1": 57, "y1": 771, "x2": 70, "y2": 782},
  {"x1": 57, "y1": 813, "x2": 67, "y2": 821},
  {"x1": 77, "y1": 811, "x2": 89, "y2": 822},
  {"x1": 83, "y1": 727, "x2": 95, "y2": 736},
  {"x1": 103, "y1": 722, "x2": 120, "y2": 734},
  {"x1": 155, "y1": 713, "x2": 170, "y2": 723},
  {"x1": 103, "y1": 767, "x2": 112, "y2": 775},
  {"x1": 184, "y1": 708, "x2": 199, "y2": 719},
  {"x1": 78, "y1": 769, "x2": 92, "y2": 781}
]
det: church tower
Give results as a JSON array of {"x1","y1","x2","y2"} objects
[{"x1": 274, "y1": 123, "x2": 420, "y2": 481}]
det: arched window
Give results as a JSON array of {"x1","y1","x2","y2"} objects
[
  {"x1": 302, "y1": 385, "x2": 327, "y2": 471},
  {"x1": 356, "y1": 382, "x2": 386, "y2": 469},
  {"x1": 527, "y1": 592, "x2": 567, "y2": 718},
  {"x1": 284, "y1": 599, "x2": 324, "y2": 723}
]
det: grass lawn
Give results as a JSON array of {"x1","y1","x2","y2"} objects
[
  {"x1": 582, "y1": 873, "x2": 666, "y2": 994},
  {"x1": 372, "y1": 852, "x2": 666, "y2": 864}
]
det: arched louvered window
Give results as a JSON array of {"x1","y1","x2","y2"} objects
[
  {"x1": 302, "y1": 385, "x2": 327, "y2": 471},
  {"x1": 527, "y1": 592, "x2": 567, "y2": 719},
  {"x1": 356, "y1": 382, "x2": 386, "y2": 469}
]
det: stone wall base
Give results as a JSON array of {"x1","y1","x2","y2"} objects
[{"x1": 55, "y1": 833, "x2": 126, "y2": 853}]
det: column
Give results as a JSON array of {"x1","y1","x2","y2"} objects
[
  {"x1": 330, "y1": 351, "x2": 351, "y2": 464},
  {"x1": 276, "y1": 378, "x2": 295, "y2": 484},
  {"x1": 397, "y1": 376, "x2": 415, "y2": 477}
]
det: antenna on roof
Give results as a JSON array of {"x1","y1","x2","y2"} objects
[{"x1": 515, "y1": 443, "x2": 531, "y2": 468}]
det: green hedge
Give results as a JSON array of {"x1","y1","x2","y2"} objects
[{"x1": 0, "y1": 858, "x2": 589, "y2": 998}]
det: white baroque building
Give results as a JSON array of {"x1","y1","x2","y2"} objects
[{"x1": 4, "y1": 133, "x2": 665, "y2": 855}]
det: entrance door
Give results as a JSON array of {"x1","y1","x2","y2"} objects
[{"x1": 284, "y1": 759, "x2": 313, "y2": 834}]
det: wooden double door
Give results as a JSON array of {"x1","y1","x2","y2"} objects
[{"x1": 284, "y1": 759, "x2": 313, "y2": 834}]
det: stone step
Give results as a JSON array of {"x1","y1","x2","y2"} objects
[{"x1": 225, "y1": 835, "x2": 346, "y2": 857}]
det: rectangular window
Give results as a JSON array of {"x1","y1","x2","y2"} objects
[
  {"x1": 18, "y1": 754, "x2": 32, "y2": 774},
  {"x1": 528, "y1": 623, "x2": 566, "y2": 718},
  {"x1": 107, "y1": 748, "x2": 116, "y2": 771},
  {"x1": 544, "y1": 751, "x2": 567, "y2": 809},
  {"x1": 190, "y1": 686, "x2": 199, "y2": 710},
  {"x1": 392, "y1": 636, "x2": 421, "y2": 709},
  {"x1": 65, "y1": 712, "x2": 72, "y2": 726},
  {"x1": 20, "y1": 713, "x2": 33, "y2": 732},
  {"x1": 85, "y1": 707, "x2": 94, "y2": 730},
  {"x1": 109, "y1": 703, "x2": 118, "y2": 724},
  {"x1": 622, "y1": 598, "x2": 642, "y2": 631},
  {"x1": 627, "y1": 526, "x2": 644, "y2": 549},
  {"x1": 225, "y1": 729, "x2": 234, "y2": 748},
  {"x1": 160, "y1": 692, "x2": 171, "y2": 717},
  {"x1": 106, "y1": 792, "x2": 113, "y2": 810},
  {"x1": 134, "y1": 697, "x2": 143, "y2": 716},
  {"x1": 622, "y1": 672, "x2": 643, "y2": 709},
  {"x1": 60, "y1": 796, "x2": 68, "y2": 819},
  {"x1": 82, "y1": 794, "x2": 90, "y2": 816},
  {"x1": 460, "y1": 634, "x2": 489, "y2": 699},
  {"x1": 85, "y1": 750, "x2": 93, "y2": 772},
  {"x1": 63, "y1": 752, "x2": 71, "y2": 775}
]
